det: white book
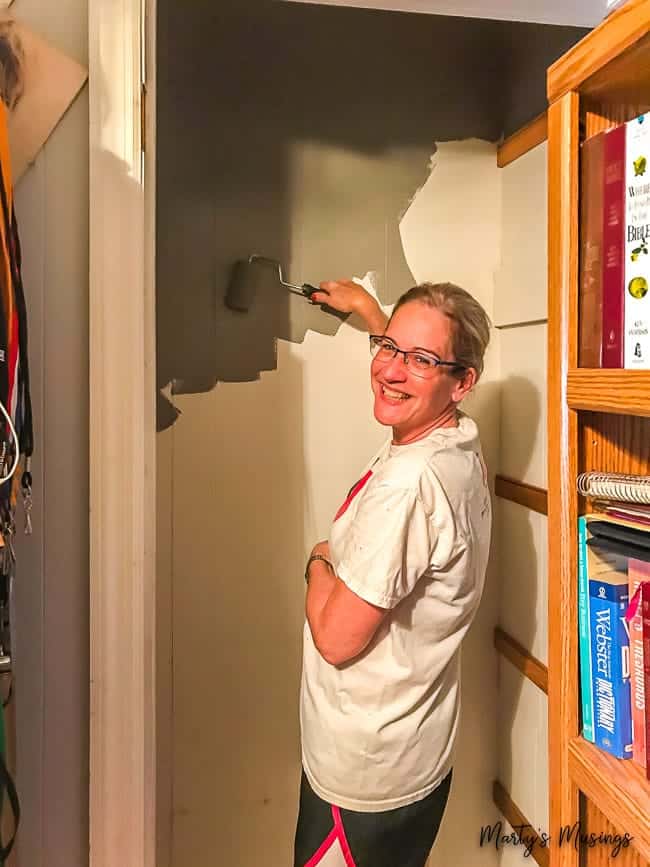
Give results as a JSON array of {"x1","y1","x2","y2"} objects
[{"x1": 624, "y1": 113, "x2": 650, "y2": 369}]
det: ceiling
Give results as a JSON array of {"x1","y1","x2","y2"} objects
[{"x1": 283, "y1": 0, "x2": 607, "y2": 27}]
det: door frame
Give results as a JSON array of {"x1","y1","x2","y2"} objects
[{"x1": 88, "y1": 1, "x2": 157, "y2": 864}]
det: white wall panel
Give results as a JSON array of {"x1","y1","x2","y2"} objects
[
  {"x1": 495, "y1": 137, "x2": 548, "y2": 859},
  {"x1": 498, "y1": 501, "x2": 548, "y2": 666},
  {"x1": 498, "y1": 662, "x2": 549, "y2": 834},
  {"x1": 494, "y1": 143, "x2": 548, "y2": 328},
  {"x1": 498, "y1": 322, "x2": 547, "y2": 489}
]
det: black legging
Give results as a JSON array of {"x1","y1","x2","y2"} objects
[{"x1": 294, "y1": 769, "x2": 452, "y2": 867}]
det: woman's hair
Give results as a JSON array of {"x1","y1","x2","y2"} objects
[
  {"x1": 390, "y1": 282, "x2": 491, "y2": 380},
  {"x1": 0, "y1": 22, "x2": 25, "y2": 112}
]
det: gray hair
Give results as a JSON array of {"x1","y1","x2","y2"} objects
[
  {"x1": 390, "y1": 282, "x2": 491, "y2": 380},
  {"x1": 0, "y1": 21, "x2": 25, "y2": 111}
]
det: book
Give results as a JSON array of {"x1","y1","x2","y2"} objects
[
  {"x1": 599, "y1": 502, "x2": 650, "y2": 526},
  {"x1": 602, "y1": 123, "x2": 627, "y2": 367},
  {"x1": 587, "y1": 519, "x2": 650, "y2": 551},
  {"x1": 577, "y1": 472, "x2": 650, "y2": 505},
  {"x1": 642, "y1": 582, "x2": 650, "y2": 779},
  {"x1": 628, "y1": 561, "x2": 650, "y2": 767},
  {"x1": 588, "y1": 540, "x2": 633, "y2": 759},
  {"x1": 578, "y1": 516, "x2": 595, "y2": 741},
  {"x1": 624, "y1": 113, "x2": 650, "y2": 368},
  {"x1": 579, "y1": 131, "x2": 605, "y2": 367}
]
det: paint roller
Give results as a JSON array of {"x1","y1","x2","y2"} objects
[{"x1": 225, "y1": 255, "x2": 349, "y2": 321}]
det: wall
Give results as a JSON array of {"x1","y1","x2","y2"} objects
[
  {"x1": 494, "y1": 141, "x2": 549, "y2": 861},
  {"x1": 500, "y1": 24, "x2": 588, "y2": 137},
  {"x1": 156, "y1": 3, "x2": 506, "y2": 866},
  {"x1": 11, "y1": 2, "x2": 89, "y2": 866}
]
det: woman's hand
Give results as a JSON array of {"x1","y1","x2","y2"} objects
[{"x1": 309, "y1": 280, "x2": 389, "y2": 334}]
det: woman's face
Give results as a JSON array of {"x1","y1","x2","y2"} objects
[{"x1": 370, "y1": 301, "x2": 474, "y2": 444}]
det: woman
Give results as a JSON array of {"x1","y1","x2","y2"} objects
[{"x1": 294, "y1": 279, "x2": 492, "y2": 867}]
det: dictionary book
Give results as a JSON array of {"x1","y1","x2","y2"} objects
[{"x1": 588, "y1": 539, "x2": 633, "y2": 759}]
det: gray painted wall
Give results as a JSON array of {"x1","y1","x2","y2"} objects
[
  {"x1": 500, "y1": 22, "x2": 589, "y2": 137},
  {"x1": 11, "y1": 2, "x2": 89, "y2": 866},
  {"x1": 156, "y1": 0, "x2": 508, "y2": 428},
  {"x1": 156, "y1": 1, "x2": 585, "y2": 421}
]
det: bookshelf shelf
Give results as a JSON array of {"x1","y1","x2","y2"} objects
[
  {"x1": 567, "y1": 369, "x2": 650, "y2": 417},
  {"x1": 548, "y1": 3, "x2": 650, "y2": 865},
  {"x1": 568, "y1": 738, "x2": 650, "y2": 863}
]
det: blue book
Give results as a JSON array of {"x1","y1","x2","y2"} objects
[
  {"x1": 588, "y1": 556, "x2": 632, "y2": 759},
  {"x1": 578, "y1": 517, "x2": 595, "y2": 742}
]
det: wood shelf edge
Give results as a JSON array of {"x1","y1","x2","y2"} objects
[
  {"x1": 497, "y1": 113, "x2": 548, "y2": 168},
  {"x1": 548, "y1": 0, "x2": 650, "y2": 102},
  {"x1": 568, "y1": 737, "x2": 650, "y2": 862},
  {"x1": 494, "y1": 627, "x2": 548, "y2": 694},
  {"x1": 492, "y1": 780, "x2": 550, "y2": 867},
  {"x1": 566, "y1": 369, "x2": 650, "y2": 417},
  {"x1": 495, "y1": 475, "x2": 548, "y2": 515}
]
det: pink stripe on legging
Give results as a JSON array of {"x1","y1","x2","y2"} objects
[
  {"x1": 304, "y1": 828, "x2": 338, "y2": 867},
  {"x1": 332, "y1": 806, "x2": 357, "y2": 866},
  {"x1": 303, "y1": 806, "x2": 357, "y2": 866}
]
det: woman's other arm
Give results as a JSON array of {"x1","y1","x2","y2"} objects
[
  {"x1": 309, "y1": 280, "x2": 389, "y2": 333},
  {"x1": 305, "y1": 541, "x2": 387, "y2": 666}
]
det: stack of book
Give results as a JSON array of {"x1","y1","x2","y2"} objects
[
  {"x1": 577, "y1": 472, "x2": 650, "y2": 777},
  {"x1": 579, "y1": 112, "x2": 650, "y2": 369}
]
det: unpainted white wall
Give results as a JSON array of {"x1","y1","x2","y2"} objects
[
  {"x1": 494, "y1": 140, "x2": 549, "y2": 857},
  {"x1": 11, "y1": 2, "x2": 89, "y2": 866}
]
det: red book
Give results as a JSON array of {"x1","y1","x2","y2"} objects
[
  {"x1": 579, "y1": 132, "x2": 605, "y2": 367},
  {"x1": 602, "y1": 123, "x2": 626, "y2": 368},
  {"x1": 629, "y1": 561, "x2": 650, "y2": 767},
  {"x1": 642, "y1": 582, "x2": 650, "y2": 779}
]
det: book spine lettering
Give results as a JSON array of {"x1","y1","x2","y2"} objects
[
  {"x1": 624, "y1": 114, "x2": 650, "y2": 368},
  {"x1": 628, "y1": 561, "x2": 650, "y2": 766},
  {"x1": 578, "y1": 517, "x2": 595, "y2": 741},
  {"x1": 602, "y1": 124, "x2": 626, "y2": 367},
  {"x1": 580, "y1": 133, "x2": 604, "y2": 367},
  {"x1": 589, "y1": 579, "x2": 632, "y2": 758},
  {"x1": 641, "y1": 583, "x2": 650, "y2": 779}
]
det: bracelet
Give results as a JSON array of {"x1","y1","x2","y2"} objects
[{"x1": 304, "y1": 553, "x2": 333, "y2": 584}]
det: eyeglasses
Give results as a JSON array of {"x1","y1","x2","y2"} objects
[{"x1": 369, "y1": 335, "x2": 466, "y2": 378}]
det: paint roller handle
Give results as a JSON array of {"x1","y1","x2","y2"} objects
[{"x1": 301, "y1": 284, "x2": 350, "y2": 322}]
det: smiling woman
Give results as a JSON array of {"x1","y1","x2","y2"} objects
[{"x1": 295, "y1": 280, "x2": 492, "y2": 867}]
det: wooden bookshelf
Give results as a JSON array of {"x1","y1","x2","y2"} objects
[
  {"x1": 568, "y1": 738, "x2": 650, "y2": 862},
  {"x1": 548, "y1": 3, "x2": 650, "y2": 866},
  {"x1": 567, "y1": 369, "x2": 650, "y2": 416}
]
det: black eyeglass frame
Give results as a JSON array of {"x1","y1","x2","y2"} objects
[{"x1": 368, "y1": 335, "x2": 466, "y2": 374}]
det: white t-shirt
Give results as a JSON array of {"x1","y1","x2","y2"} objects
[{"x1": 300, "y1": 413, "x2": 491, "y2": 812}]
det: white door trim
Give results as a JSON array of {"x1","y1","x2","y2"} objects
[{"x1": 88, "y1": 0, "x2": 157, "y2": 864}]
